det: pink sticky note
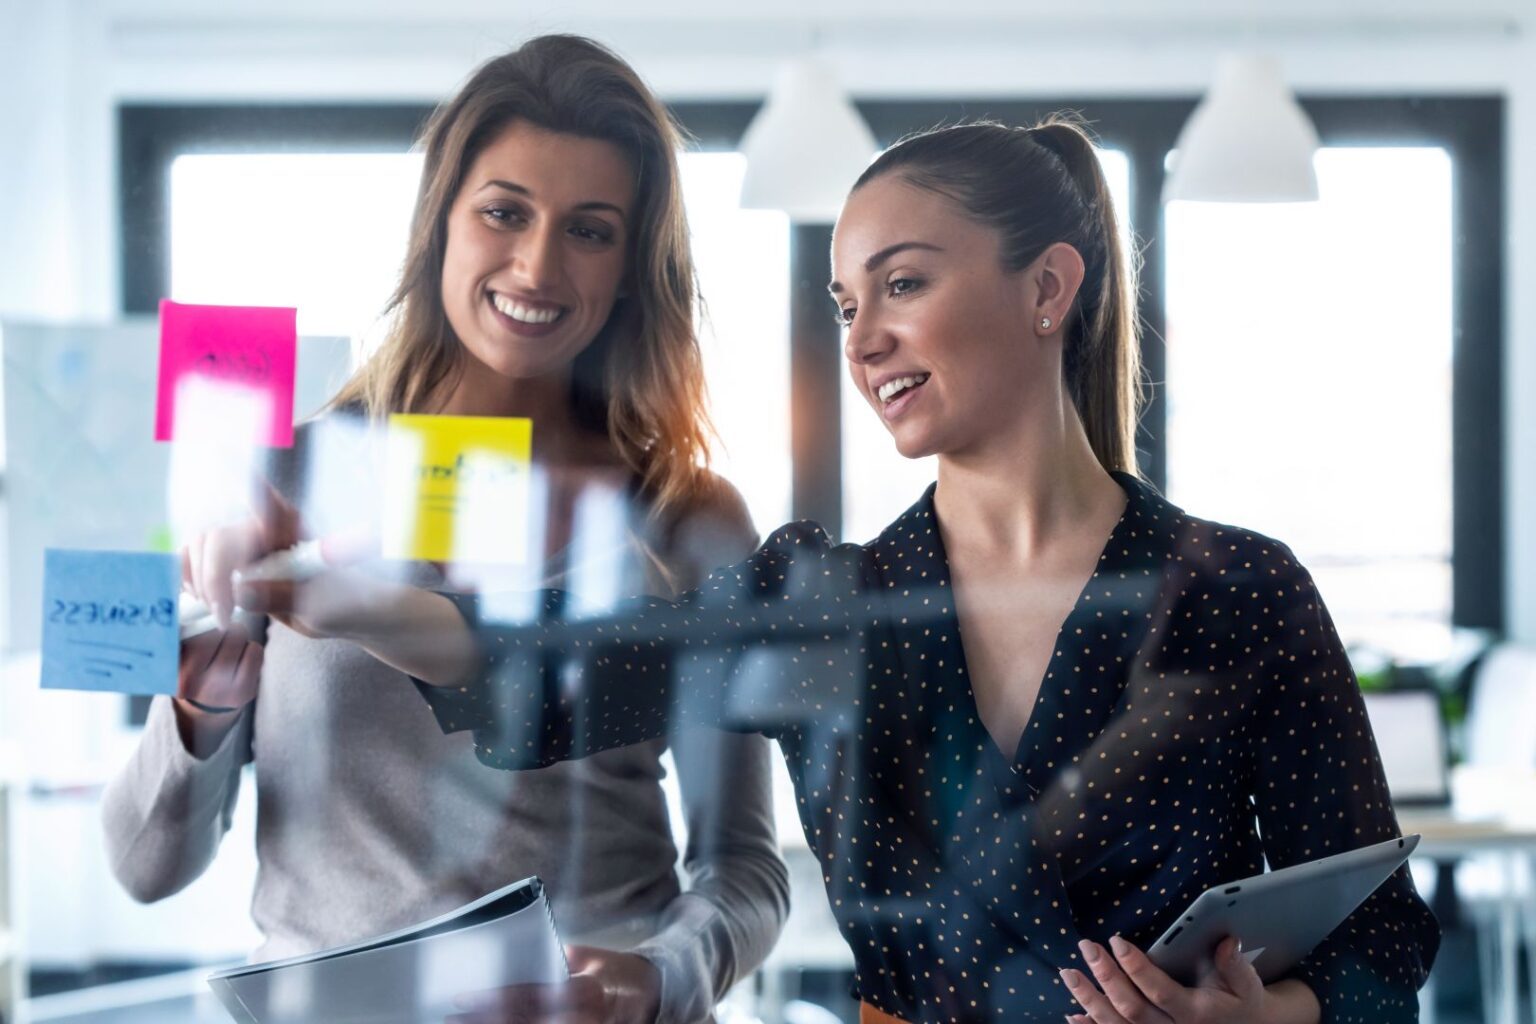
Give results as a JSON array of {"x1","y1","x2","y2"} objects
[{"x1": 156, "y1": 299, "x2": 298, "y2": 447}]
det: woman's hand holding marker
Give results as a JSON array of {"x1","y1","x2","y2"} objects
[
  {"x1": 230, "y1": 533, "x2": 396, "y2": 643},
  {"x1": 177, "y1": 541, "x2": 326, "y2": 640},
  {"x1": 179, "y1": 481, "x2": 393, "y2": 641},
  {"x1": 173, "y1": 482, "x2": 399, "y2": 756}
]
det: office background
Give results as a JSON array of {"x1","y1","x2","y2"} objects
[{"x1": 2, "y1": 0, "x2": 1535, "y2": 1022}]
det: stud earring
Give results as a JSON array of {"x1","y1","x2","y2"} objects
[{"x1": 1040, "y1": 316, "x2": 1053, "y2": 330}]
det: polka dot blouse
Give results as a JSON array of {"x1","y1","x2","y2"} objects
[{"x1": 417, "y1": 472, "x2": 1439, "y2": 1023}]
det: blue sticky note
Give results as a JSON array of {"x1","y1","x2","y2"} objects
[{"x1": 42, "y1": 549, "x2": 180, "y2": 695}]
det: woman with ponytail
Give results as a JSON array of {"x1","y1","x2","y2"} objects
[{"x1": 290, "y1": 118, "x2": 1437, "y2": 1023}]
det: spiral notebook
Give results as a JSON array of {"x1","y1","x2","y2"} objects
[{"x1": 207, "y1": 876, "x2": 567, "y2": 1024}]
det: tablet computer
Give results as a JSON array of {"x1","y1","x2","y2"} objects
[{"x1": 1146, "y1": 834, "x2": 1419, "y2": 985}]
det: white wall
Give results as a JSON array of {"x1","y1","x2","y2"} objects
[{"x1": 1, "y1": 1, "x2": 1532, "y2": 602}]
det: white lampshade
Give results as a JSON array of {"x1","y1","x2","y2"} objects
[
  {"x1": 740, "y1": 57, "x2": 878, "y2": 223},
  {"x1": 1163, "y1": 54, "x2": 1320, "y2": 204}
]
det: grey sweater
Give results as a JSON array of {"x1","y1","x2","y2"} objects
[{"x1": 99, "y1": 421, "x2": 789, "y2": 1023}]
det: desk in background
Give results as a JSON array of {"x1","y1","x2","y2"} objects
[{"x1": 1400, "y1": 767, "x2": 1536, "y2": 1024}]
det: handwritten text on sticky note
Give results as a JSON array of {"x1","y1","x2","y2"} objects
[
  {"x1": 156, "y1": 299, "x2": 297, "y2": 447},
  {"x1": 42, "y1": 550, "x2": 181, "y2": 695},
  {"x1": 384, "y1": 414, "x2": 533, "y2": 564}
]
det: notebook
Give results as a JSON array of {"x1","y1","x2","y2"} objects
[{"x1": 208, "y1": 876, "x2": 566, "y2": 1024}]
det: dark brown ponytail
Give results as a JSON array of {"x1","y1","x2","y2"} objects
[{"x1": 851, "y1": 115, "x2": 1143, "y2": 475}]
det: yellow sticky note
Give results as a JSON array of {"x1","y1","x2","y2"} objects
[{"x1": 384, "y1": 414, "x2": 534, "y2": 564}]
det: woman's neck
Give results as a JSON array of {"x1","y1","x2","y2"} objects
[{"x1": 933, "y1": 396, "x2": 1123, "y2": 559}]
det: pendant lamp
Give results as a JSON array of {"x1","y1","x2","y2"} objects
[
  {"x1": 740, "y1": 57, "x2": 878, "y2": 223},
  {"x1": 1163, "y1": 54, "x2": 1320, "y2": 204}
]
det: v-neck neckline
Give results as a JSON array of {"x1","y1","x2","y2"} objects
[
  {"x1": 862, "y1": 472, "x2": 1173, "y2": 974},
  {"x1": 922, "y1": 471, "x2": 1144, "y2": 772}
]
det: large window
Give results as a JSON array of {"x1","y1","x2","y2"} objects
[
  {"x1": 1164, "y1": 147, "x2": 1455, "y2": 660},
  {"x1": 678, "y1": 153, "x2": 792, "y2": 533},
  {"x1": 123, "y1": 95, "x2": 1506, "y2": 639},
  {"x1": 164, "y1": 145, "x2": 792, "y2": 536},
  {"x1": 846, "y1": 96, "x2": 1502, "y2": 642},
  {"x1": 170, "y1": 153, "x2": 421, "y2": 341}
]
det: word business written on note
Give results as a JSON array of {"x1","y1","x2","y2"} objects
[
  {"x1": 156, "y1": 299, "x2": 298, "y2": 447},
  {"x1": 42, "y1": 550, "x2": 181, "y2": 695},
  {"x1": 384, "y1": 414, "x2": 533, "y2": 565}
]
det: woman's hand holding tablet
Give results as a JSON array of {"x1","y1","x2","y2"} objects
[
  {"x1": 1062, "y1": 834, "x2": 1419, "y2": 1023},
  {"x1": 1062, "y1": 933, "x2": 1297, "y2": 1024}
]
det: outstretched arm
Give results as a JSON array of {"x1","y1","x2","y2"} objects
[{"x1": 408, "y1": 521, "x2": 874, "y2": 771}]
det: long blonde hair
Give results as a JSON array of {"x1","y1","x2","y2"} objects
[
  {"x1": 852, "y1": 116, "x2": 1144, "y2": 475},
  {"x1": 329, "y1": 34, "x2": 714, "y2": 520}
]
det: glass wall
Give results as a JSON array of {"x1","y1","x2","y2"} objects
[{"x1": 0, "y1": 90, "x2": 1511, "y2": 1024}]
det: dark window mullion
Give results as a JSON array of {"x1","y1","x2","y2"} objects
[{"x1": 788, "y1": 224, "x2": 843, "y2": 534}]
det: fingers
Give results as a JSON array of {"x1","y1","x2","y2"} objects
[
  {"x1": 318, "y1": 524, "x2": 382, "y2": 567},
  {"x1": 238, "y1": 568, "x2": 391, "y2": 641},
  {"x1": 1106, "y1": 935, "x2": 1192, "y2": 1018},
  {"x1": 562, "y1": 945, "x2": 600, "y2": 975},
  {"x1": 186, "y1": 533, "x2": 208, "y2": 607},
  {"x1": 1212, "y1": 935, "x2": 1264, "y2": 1002},
  {"x1": 1071, "y1": 939, "x2": 1174, "y2": 1024},
  {"x1": 202, "y1": 525, "x2": 257, "y2": 629},
  {"x1": 547, "y1": 975, "x2": 606, "y2": 1016},
  {"x1": 185, "y1": 524, "x2": 262, "y2": 629},
  {"x1": 253, "y1": 478, "x2": 304, "y2": 551},
  {"x1": 178, "y1": 630, "x2": 225, "y2": 686},
  {"x1": 178, "y1": 625, "x2": 262, "y2": 709},
  {"x1": 234, "y1": 579, "x2": 295, "y2": 618},
  {"x1": 186, "y1": 512, "x2": 300, "y2": 629},
  {"x1": 1060, "y1": 967, "x2": 1129, "y2": 1024}
]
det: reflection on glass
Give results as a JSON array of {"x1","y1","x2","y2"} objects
[
  {"x1": 165, "y1": 375, "x2": 265, "y2": 544},
  {"x1": 1165, "y1": 147, "x2": 1453, "y2": 662},
  {"x1": 563, "y1": 479, "x2": 635, "y2": 620}
]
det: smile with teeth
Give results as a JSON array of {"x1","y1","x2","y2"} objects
[
  {"x1": 877, "y1": 373, "x2": 930, "y2": 404},
  {"x1": 491, "y1": 292, "x2": 566, "y2": 325}
]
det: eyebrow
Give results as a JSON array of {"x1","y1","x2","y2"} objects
[
  {"x1": 475, "y1": 179, "x2": 628, "y2": 219},
  {"x1": 827, "y1": 241, "x2": 945, "y2": 294}
]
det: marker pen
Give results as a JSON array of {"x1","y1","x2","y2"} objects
[{"x1": 178, "y1": 539, "x2": 327, "y2": 639}]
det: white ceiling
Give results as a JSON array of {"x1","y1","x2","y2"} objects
[
  {"x1": 98, "y1": 0, "x2": 1531, "y2": 48},
  {"x1": 99, "y1": 0, "x2": 1533, "y2": 22}
]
